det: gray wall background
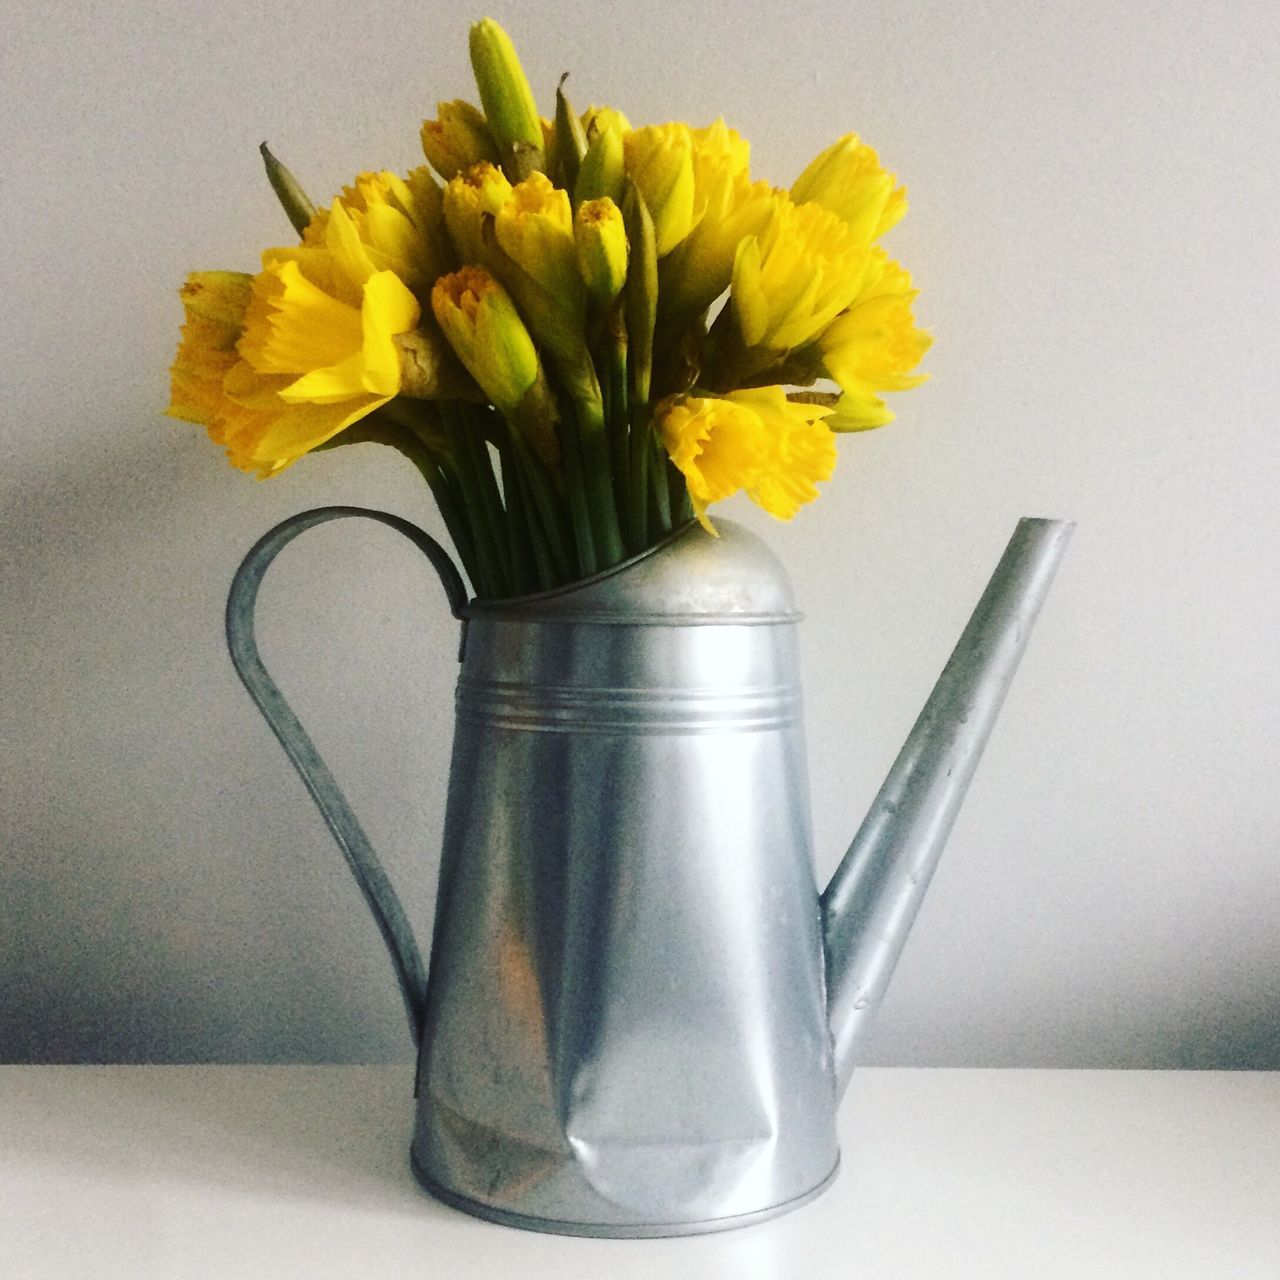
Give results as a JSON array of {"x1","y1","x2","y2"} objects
[{"x1": 3, "y1": 0, "x2": 1277, "y2": 1067}]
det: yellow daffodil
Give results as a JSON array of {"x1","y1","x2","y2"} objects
[
  {"x1": 441, "y1": 169, "x2": 595, "y2": 391},
  {"x1": 168, "y1": 271, "x2": 255, "y2": 430},
  {"x1": 311, "y1": 168, "x2": 452, "y2": 294},
  {"x1": 791, "y1": 134, "x2": 906, "y2": 245},
  {"x1": 170, "y1": 16, "x2": 931, "y2": 593},
  {"x1": 232, "y1": 251, "x2": 418, "y2": 464},
  {"x1": 238, "y1": 253, "x2": 418, "y2": 401},
  {"x1": 623, "y1": 123, "x2": 696, "y2": 256},
  {"x1": 658, "y1": 385, "x2": 836, "y2": 532},
  {"x1": 660, "y1": 392, "x2": 767, "y2": 532},
  {"x1": 421, "y1": 100, "x2": 500, "y2": 179},
  {"x1": 818, "y1": 253, "x2": 931, "y2": 430},
  {"x1": 730, "y1": 193, "x2": 873, "y2": 353},
  {"x1": 690, "y1": 118, "x2": 750, "y2": 204},
  {"x1": 739, "y1": 386, "x2": 838, "y2": 519},
  {"x1": 494, "y1": 172, "x2": 582, "y2": 310},
  {"x1": 169, "y1": 165, "x2": 447, "y2": 475},
  {"x1": 443, "y1": 161, "x2": 514, "y2": 265},
  {"x1": 659, "y1": 119, "x2": 775, "y2": 323},
  {"x1": 574, "y1": 197, "x2": 628, "y2": 302},
  {"x1": 167, "y1": 269, "x2": 403, "y2": 477}
]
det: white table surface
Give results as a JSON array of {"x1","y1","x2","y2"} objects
[{"x1": 3, "y1": 1066, "x2": 1276, "y2": 1278}]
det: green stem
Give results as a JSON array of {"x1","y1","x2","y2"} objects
[
  {"x1": 496, "y1": 436, "x2": 540, "y2": 594},
  {"x1": 672, "y1": 471, "x2": 693, "y2": 524},
  {"x1": 510, "y1": 429, "x2": 576, "y2": 583},
  {"x1": 441, "y1": 404, "x2": 512, "y2": 599},
  {"x1": 626, "y1": 401, "x2": 651, "y2": 553},
  {"x1": 465, "y1": 423, "x2": 515, "y2": 595},
  {"x1": 516, "y1": 465, "x2": 557, "y2": 591},
  {"x1": 397, "y1": 431, "x2": 482, "y2": 598},
  {"x1": 576, "y1": 390, "x2": 624, "y2": 568},
  {"x1": 648, "y1": 436, "x2": 672, "y2": 539},
  {"x1": 605, "y1": 334, "x2": 630, "y2": 526},
  {"x1": 441, "y1": 454, "x2": 503, "y2": 598},
  {"x1": 558, "y1": 396, "x2": 598, "y2": 577}
]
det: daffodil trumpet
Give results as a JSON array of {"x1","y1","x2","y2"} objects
[{"x1": 167, "y1": 18, "x2": 929, "y2": 599}]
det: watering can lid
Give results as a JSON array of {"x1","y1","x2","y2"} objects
[{"x1": 465, "y1": 519, "x2": 801, "y2": 624}]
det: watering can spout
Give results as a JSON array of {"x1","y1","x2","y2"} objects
[{"x1": 821, "y1": 517, "x2": 1073, "y2": 1097}]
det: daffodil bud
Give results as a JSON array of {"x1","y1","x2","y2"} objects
[
  {"x1": 420, "y1": 100, "x2": 500, "y2": 180},
  {"x1": 622, "y1": 124, "x2": 695, "y2": 256},
  {"x1": 550, "y1": 76, "x2": 587, "y2": 193},
  {"x1": 259, "y1": 143, "x2": 316, "y2": 238},
  {"x1": 575, "y1": 109, "x2": 626, "y2": 207},
  {"x1": 431, "y1": 267, "x2": 562, "y2": 468},
  {"x1": 431, "y1": 267, "x2": 538, "y2": 416},
  {"x1": 581, "y1": 106, "x2": 631, "y2": 138},
  {"x1": 479, "y1": 227, "x2": 596, "y2": 401},
  {"x1": 622, "y1": 185, "x2": 657, "y2": 403},
  {"x1": 468, "y1": 18, "x2": 545, "y2": 181},
  {"x1": 443, "y1": 162, "x2": 513, "y2": 264},
  {"x1": 574, "y1": 197, "x2": 628, "y2": 303},
  {"x1": 496, "y1": 173, "x2": 581, "y2": 311},
  {"x1": 791, "y1": 134, "x2": 906, "y2": 244}
]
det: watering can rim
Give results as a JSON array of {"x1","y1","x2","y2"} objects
[{"x1": 461, "y1": 516, "x2": 804, "y2": 626}]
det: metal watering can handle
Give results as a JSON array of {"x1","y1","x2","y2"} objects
[{"x1": 224, "y1": 506, "x2": 468, "y2": 1047}]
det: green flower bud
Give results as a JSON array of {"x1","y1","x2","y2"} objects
[
  {"x1": 259, "y1": 142, "x2": 315, "y2": 238},
  {"x1": 575, "y1": 112, "x2": 626, "y2": 206},
  {"x1": 468, "y1": 18, "x2": 545, "y2": 181},
  {"x1": 431, "y1": 267, "x2": 561, "y2": 468},
  {"x1": 431, "y1": 266, "x2": 536, "y2": 415},
  {"x1": 574, "y1": 198, "x2": 628, "y2": 303},
  {"x1": 623, "y1": 185, "x2": 658, "y2": 403},
  {"x1": 551, "y1": 76, "x2": 587, "y2": 194}
]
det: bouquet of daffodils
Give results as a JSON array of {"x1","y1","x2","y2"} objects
[{"x1": 168, "y1": 18, "x2": 930, "y2": 598}]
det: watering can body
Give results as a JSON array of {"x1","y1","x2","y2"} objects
[
  {"x1": 413, "y1": 522, "x2": 838, "y2": 1233},
  {"x1": 226, "y1": 511, "x2": 1072, "y2": 1237}
]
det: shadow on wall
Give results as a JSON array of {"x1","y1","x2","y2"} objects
[
  {"x1": 1165, "y1": 994, "x2": 1280, "y2": 1071},
  {"x1": 4, "y1": 412, "x2": 274, "y2": 627},
  {"x1": 2, "y1": 415, "x2": 445, "y2": 1064}
]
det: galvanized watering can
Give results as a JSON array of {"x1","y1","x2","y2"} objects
[{"x1": 227, "y1": 508, "x2": 1071, "y2": 1236}]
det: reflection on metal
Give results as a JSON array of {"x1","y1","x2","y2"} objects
[{"x1": 227, "y1": 510, "x2": 1071, "y2": 1236}]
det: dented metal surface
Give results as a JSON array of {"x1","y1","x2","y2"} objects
[{"x1": 411, "y1": 521, "x2": 837, "y2": 1232}]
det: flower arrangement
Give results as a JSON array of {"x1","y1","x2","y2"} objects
[{"x1": 168, "y1": 18, "x2": 930, "y2": 599}]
